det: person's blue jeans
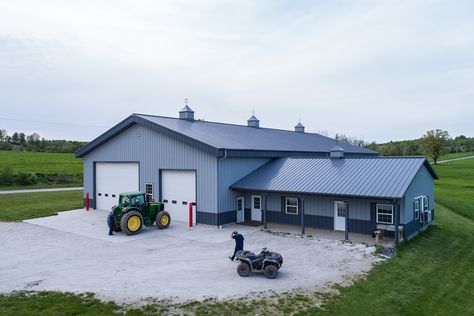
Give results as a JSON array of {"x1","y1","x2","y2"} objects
[{"x1": 231, "y1": 246, "x2": 243, "y2": 260}]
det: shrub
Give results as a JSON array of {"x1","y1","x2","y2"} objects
[
  {"x1": 56, "y1": 171, "x2": 72, "y2": 184},
  {"x1": 0, "y1": 167, "x2": 14, "y2": 185},
  {"x1": 14, "y1": 172, "x2": 38, "y2": 185}
]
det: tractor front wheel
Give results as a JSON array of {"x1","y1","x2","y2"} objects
[
  {"x1": 120, "y1": 211, "x2": 144, "y2": 235},
  {"x1": 156, "y1": 211, "x2": 171, "y2": 229}
]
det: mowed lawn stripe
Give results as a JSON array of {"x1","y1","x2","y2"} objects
[{"x1": 433, "y1": 158, "x2": 474, "y2": 220}]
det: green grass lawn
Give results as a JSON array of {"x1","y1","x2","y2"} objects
[
  {"x1": 432, "y1": 158, "x2": 474, "y2": 220},
  {"x1": 0, "y1": 190, "x2": 83, "y2": 221},
  {"x1": 0, "y1": 151, "x2": 82, "y2": 174},
  {"x1": 428, "y1": 151, "x2": 474, "y2": 162},
  {"x1": 0, "y1": 160, "x2": 473, "y2": 315}
]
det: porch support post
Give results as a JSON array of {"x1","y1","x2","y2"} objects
[
  {"x1": 263, "y1": 195, "x2": 268, "y2": 229},
  {"x1": 300, "y1": 196, "x2": 305, "y2": 235},
  {"x1": 394, "y1": 199, "x2": 400, "y2": 246},
  {"x1": 345, "y1": 202, "x2": 349, "y2": 241}
]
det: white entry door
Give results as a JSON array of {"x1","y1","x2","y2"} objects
[
  {"x1": 251, "y1": 195, "x2": 262, "y2": 221},
  {"x1": 236, "y1": 197, "x2": 244, "y2": 223},
  {"x1": 95, "y1": 162, "x2": 139, "y2": 210},
  {"x1": 161, "y1": 170, "x2": 196, "y2": 224},
  {"x1": 334, "y1": 201, "x2": 347, "y2": 231}
]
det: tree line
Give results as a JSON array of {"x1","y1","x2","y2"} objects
[
  {"x1": 336, "y1": 129, "x2": 473, "y2": 164},
  {"x1": 0, "y1": 129, "x2": 87, "y2": 153}
]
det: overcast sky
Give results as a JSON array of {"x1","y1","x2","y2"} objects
[{"x1": 0, "y1": 0, "x2": 473, "y2": 142}]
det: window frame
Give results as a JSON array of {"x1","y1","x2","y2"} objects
[
  {"x1": 376, "y1": 203, "x2": 394, "y2": 224},
  {"x1": 423, "y1": 196, "x2": 429, "y2": 211},
  {"x1": 285, "y1": 197, "x2": 299, "y2": 215},
  {"x1": 145, "y1": 183, "x2": 153, "y2": 197},
  {"x1": 414, "y1": 199, "x2": 420, "y2": 220}
]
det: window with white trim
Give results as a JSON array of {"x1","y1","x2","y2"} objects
[
  {"x1": 423, "y1": 196, "x2": 429, "y2": 211},
  {"x1": 376, "y1": 204, "x2": 393, "y2": 224},
  {"x1": 414, "y1": 199, "x2": 420, "y2": 220},
  {"x1": 285, "y1": 197, "x2": 298, "y2": 215},
  {"x1": 145, "y1": 183, "x2": 153, "y2": 196}
]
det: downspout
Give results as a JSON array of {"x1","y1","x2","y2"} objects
[
  {"x1": 394, "y1": 199, "x2": 400, "y2": 246},
  {"x1": 217, "y1": 149, "x2": 228, "y2": 228}
]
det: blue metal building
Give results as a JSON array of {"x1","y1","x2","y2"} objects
[{"x1": 76, "y1": 106, "x2": 437, "y2": 242}]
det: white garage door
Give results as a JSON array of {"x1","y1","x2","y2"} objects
[
  {"x1": 96, "y1": 163, "x2": 139, "y2": 210},
  {"x1": 161, "y1": 170, "x2": 196, "y2": 224}
]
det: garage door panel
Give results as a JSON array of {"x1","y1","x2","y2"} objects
[
  {"x1": 162, "y1": 170, "x2": 196, "y2": 224},
  {"x1": 96, "y1": 163, "x2": 139, "y2": 210}
]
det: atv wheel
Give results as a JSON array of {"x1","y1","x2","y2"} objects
[
  {"x1": 263, "y1": 264, "x2": 278, "y2": 279},
  {"x1": 120, "y1": 210, "x2": 144, "y2": 235},
  {"x1": 156, "y1": 211, "x2": 171, "y2": 229},
  {"x1": 237, "y1": 262, "x2": 251, "y2": 277}
]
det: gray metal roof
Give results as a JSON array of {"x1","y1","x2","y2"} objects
[
  {"x1": 76, "y1": 113, "x2": 377, "y2": 158},
  {"x1": 135, "y1": 114, "x2": 375, "y2": 154},
  {"x1": 231, "y1": 157, "x2": 438, "y2": 199}
]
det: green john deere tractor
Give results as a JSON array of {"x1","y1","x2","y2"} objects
[{"x1": 108, "y1": 192, "x2": 171, "y2": 235}]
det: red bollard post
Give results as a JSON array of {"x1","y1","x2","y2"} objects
[
  {"x1": 85, "y1": 192, "x2": 90, "y2": 211},
  {"x1": 188, "y1": 202, "x2": 193, "y2": 228}
]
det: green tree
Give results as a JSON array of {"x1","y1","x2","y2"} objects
[
  {"x1": 19, "y1": 132, "x2": 26, "y2": 146},
  {"x1": 421, "y1": 129, "x2": 450, "y2": 164},
  {"x1": 0, "y1": 129, "x2": 7, "y2": 142},
  {"x1": 10, "y1": 132, "x2": 19, "y2": 144}
]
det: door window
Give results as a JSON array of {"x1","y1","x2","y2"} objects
[
  {"x1": 237, "y1": 198, "x2": 243, "y2": 210},
  {"x1": 253, "y1": 196, "x2": 261, "y2": 209},
  {"x1": 337, "y1": 204, "x2": 346, "y2": 217}
]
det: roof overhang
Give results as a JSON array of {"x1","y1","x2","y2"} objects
[{"x1": 229, "y1": 186, "x2": 403, "y2": 201}]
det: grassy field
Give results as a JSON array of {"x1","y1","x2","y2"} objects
[
  {"x1": 432, "y1": 158, "x2": 474, "y2": 220},
  {"x1": 0, "y1": 190, "x2": 83, "y2": 221},
  {"x1": 0, "y1": 160, "x2": 473, "y2": 315},
  {"x1": 0, "y1": 151, "x2": 83, "y2": 190},
  {"x1": 0, "y1": 151, "x2": 82, "y2": 174},
  {"x1": 429, "y1": 151, "x2": 474, "y2": 162}
]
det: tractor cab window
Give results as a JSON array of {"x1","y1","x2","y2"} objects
[
  {"x1": 120, "y1": 196, "x2": 130, "y2": 206},
  {"x1": 131, "y1": 195, "x2": 145, "y2": 206}
]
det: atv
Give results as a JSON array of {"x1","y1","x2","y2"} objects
[
  {"x1": 108, "y1": 192, "x2": 171, "y2": 235},
  {"x1": 235, "y1": 248, "x2": 283, "y2": 279}
]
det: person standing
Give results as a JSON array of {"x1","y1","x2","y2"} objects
[
  {"x1": 107, "y1": 211, "x2": 115, "y2": 236},
  {"x1": 229, "y1": 231, "x2": 244, "y2": 261}
]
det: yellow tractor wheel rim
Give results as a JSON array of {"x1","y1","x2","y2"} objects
[
  {"x1": 160, "y1": 215, "x2": 169, "y2": 226},
  {"x1": 127, "y1": 215, "x2": 141, "y2": 231}
]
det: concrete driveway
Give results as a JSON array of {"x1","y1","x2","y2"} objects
[{"x1": 0, "y1": 209, "x2": 378, "y2": 304}]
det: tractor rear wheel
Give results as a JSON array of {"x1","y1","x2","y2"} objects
[
  {"x1": 156, "y1": 211, "x2": 171, "y2": 229},
  {"x1": 120, "y1": 211, "x2": 144, "y2": 235}
]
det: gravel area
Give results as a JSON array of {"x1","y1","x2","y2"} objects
[{"x1": 0, "y1": 209, "x2": 378, "y2": 304}]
